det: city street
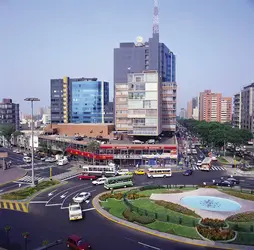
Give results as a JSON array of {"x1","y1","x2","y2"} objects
[{"x1": 0, "y1": 171, "x2": 235, "y2": 250}]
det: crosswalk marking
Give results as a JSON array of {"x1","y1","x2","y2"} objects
[
  {"x1": 14, "y1": 175, "x2": 44, "y2": 183},
  {"x1": 0, "y1": 201, "x2": 28, "y2": 213},
  {"x1": 191, "y1": 166, "x2": 226, "y2": 171},
  {"x1": 52, "y1": 171, "x2": 83, "y2": 181}
]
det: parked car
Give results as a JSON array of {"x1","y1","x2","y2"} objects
[
  {"x1": 213, "y1": 180, "x2": 234, "y2": 187},
  {"x1": 78, "y1": 174, "x2": 97, "y2": 181},
  {"x1": 183, "y1": 169, "x2": 193, "y2": 176},
  {"x1": 66, "y1": 235, "x2": 91, "y2": 249},
  {"x1": 73, "y1": 192, "x2": 91, "y2": 203},
  {"x1": 226, "y1": 177, "x2": 240, "y2": 185}
]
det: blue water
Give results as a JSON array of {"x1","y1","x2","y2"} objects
[{"x1": 180, "y1": 196, "x2": 241, "y2": 212}]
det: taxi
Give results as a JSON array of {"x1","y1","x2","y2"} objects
[{"x1": 134, "y1": 169, "x2": 146, "y2": 175}]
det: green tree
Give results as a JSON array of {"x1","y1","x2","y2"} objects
[
  {"x1": 86, "y1": 140, "x2": 100, "y2": 165},
  {"x1": 0, "y1": 124, "x2": 16, "y2": 144}
]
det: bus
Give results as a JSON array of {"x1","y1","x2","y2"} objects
[
  {"x1": 147, "y1": 168, "x2": 172, "y2": 178},
  {"x1": 200, "y1": 157, "x2": 212, "y2": 171},
  {"x1": 83, "y1": 163, "x2": 117, "y2": 177},
  {"x1": 104, "y1": 175, "x2": 133, "y2": 190}
]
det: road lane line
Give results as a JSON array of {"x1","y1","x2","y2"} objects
[
  {"x1": 46, "y1": 203, "x2": 62, "y2": 207},
  {"x1": 30, "y1": 201, "x2": 48, "y2": 204},
  {"x1": 82, "y1": 208, "x2": 95, "y2": 212},
  {"x1": 61, "y1": 174, "x2": 82, "y2": 181},
  {"x1": 46, "y1": 183, "x2": 88, "y2": 205},
  {"x1": 60, "y1": 186, "x2": 94, "y2": 209},
  {"x1": 138, "y1": 242, "x2": 161, "y2": 250}
]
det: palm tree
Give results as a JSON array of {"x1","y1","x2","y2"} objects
[
  {"x1": 86, "y1": 140, "x2": 100, "y2": 165},
  {"x1": 22, "y1": 232, "x2": 29, "y2": 250},
  {"x1": 4, "y1": 225, "x2": 11, "y2": 248}
]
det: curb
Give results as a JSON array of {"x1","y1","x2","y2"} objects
[
  {"x1": 0, "y1": 169, "x2": 28, "y2": 187},
  {"x1": 92, "y1": 192, "x2": 251, "y2": 250}
]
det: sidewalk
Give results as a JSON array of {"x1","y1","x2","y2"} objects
[
  {"x1": 0, "y1": 167, "x2": 27, "y2": 186},
  {"x1": 92, "y1": 192, "x2": 253, "y2": 250}
]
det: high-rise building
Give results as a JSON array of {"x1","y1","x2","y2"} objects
[
  {"x1": 233, "y1": 92, "x2": 241, "y2": 128},
  {"x1": 199, "y1": 90, "x2": 232, "y2": 123},
  {"x1": 0, "y1": 99, "x2": 20, "y2": 130},
  {"x1": 187, "y1": 100, "x2": 193, "y2": 119},
  {"x1": 179, "y1": 108, "x2": 187, "y2": 119},
  {"x1": 114, "y1": 0, "x2": 177, "y2": 134},
  {"x1": 240, "y1": 83, "x2": 254, "y2": 132},
  {"x1": 50, "y1": 77, "x2": 111, "y2": 124}
]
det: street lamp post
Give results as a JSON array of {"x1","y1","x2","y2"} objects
[{"x1": 24, "y1": 98, "x2": 40, "y2": 186}]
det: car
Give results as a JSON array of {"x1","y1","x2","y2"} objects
[
  {"x1": 73, "y1": 192, "x2": 91, "y2": 203},
  {"x1": 117, "y1": 169, "x2": 132, "y2": 176},
  {"x1": 45, "y1": 157, "x2": 56, "y2": 162},
  {"x1": 92, "y1": 177, "x2": 107, "y2": 185},
  {"x1": 183, "y1": 169, "x2": 193, "y2": 176},
  {"x1": 134, "y1": 169, "x2": 146, "y2": 175},
  {"x1": 67, "y1": 235, "x2": 91, "y2": 249},
  {"x1": 197, "y1": 160, "x2": 202, "y2": 166},
  {"x1": 226, "y1": 177, "x2": 240, "y2": 185},
  {"x1": 213, "y1": 180, "x2": 234, "y2": 187},
  {"x1": 78, "y1": 174, "x2": 97, "y2": 181},
  {"x1": 132, "y1": 140, "x2": 144, "y2": 144}
]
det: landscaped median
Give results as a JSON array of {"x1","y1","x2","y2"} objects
[
  {"x1": 93, "y1": 185, "x2": 254, "y2": 249},
  {"x1": 0, "y1": 180, "x2": 60, "y2": 201}
]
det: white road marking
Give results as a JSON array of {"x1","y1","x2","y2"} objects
[
  {"x1": 60, "y1": 192, "x2": 68, "y2": 199},
  {"x1": 138, "y1": 242, "x2": 161, "y2": 250},
  {"x1": 82, "y1": 208, "x2": 95, "y2": 212},
  {"x1": 0, "y1": 190, "x2": 3, "y2": 193},
  {"x1": 61, "y1": 174, "x2": 81, "y2": 181},
  {"x1": 48, "y1": 190, "x2": 58, "y2": 196},
  {"x1": 46, "y1": 183, "x2": 88, "y2": 205},
  {"x1": 30, "y1": 201, "x2": 48, "y2": 204},
  {"x1": 46, "y1": 203, "x2": 63, "y2": 207}
]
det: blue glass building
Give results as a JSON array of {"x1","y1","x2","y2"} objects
[{"x1": 50, "y1": 77, "x2": 110, "y2": 124}]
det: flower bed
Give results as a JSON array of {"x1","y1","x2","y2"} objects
[
  {"x1": 196, "y1": 225, "x2": 235, "y2": 241},
  {"x1": 126, "y1": 192, "x2": 147, "y2": 200},
  {"x1": 154, "y1": 200, "x2": 200, "y2": 218},
  {"x1": 201, "y1": 218, "x2": 227, "y2": 228},
  {"x1": 123, "y1": 208, "x2": 155, "y2": 224},
  {"x1": 227, "y1": 212, "x2": 254, "y2": 222},
  {"x1": 99, "y1": 192, "x2": 124, "y2": 201}
]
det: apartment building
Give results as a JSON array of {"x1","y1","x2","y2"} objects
[
  {"x1": 187, "y1": 100, "x2": 193, "y2": 119},
  {"x1": 199, "y1": 90, "x2": 232, "y2": 123},
  {"x1": 0, "y1": 99, "x2": 20, "y2": 130},
  {"x1": 233, "y1": 93, "x2": 241, "y2": 128},
  {"x1": 240, "y1": 83, "x2": 254, "y2": 132},
  {"x1": 179, "y1": 108, "x2": 187, "y2": 119}
]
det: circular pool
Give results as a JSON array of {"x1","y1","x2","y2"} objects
[{"x1": 181, "y1": 196, "x2": 241, "y2": 212}]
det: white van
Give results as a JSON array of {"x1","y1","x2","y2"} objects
[
  {"x1": 57, "y1": 158, "x2": 68, "y2": 166},
  {"x1": 23, "y1": 156, "x2": 32, "y2": 163}
]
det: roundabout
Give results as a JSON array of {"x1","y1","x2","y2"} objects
[{"x1": 0, "y1": 171, "x2": 254, "y2": 250}]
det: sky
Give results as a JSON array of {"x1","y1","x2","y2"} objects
[{"x1": 0, "y1": 0, "x2": 254, "y2": 114}]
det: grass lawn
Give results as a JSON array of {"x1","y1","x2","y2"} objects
[
  {"x1": 232, "y1": 232, "x2": 254, "y2": 245},
  {"x1": 227, "y1": 221, "x2": 254, "y2": 233},
  {"x1": 146, "y1": 221, "x2": 202, "y2": 240},
  {"x1": 100, "y1": 198, "x2": 127, "y2": 219},
  {"x1": 137, "y1": 188, "x2": 195, "y2": 197},
  {"x1": 1, "y1": 180, "x2": 59, "y2": 200},
  {"x1": 217, "y1": 157, "x2": 229, "y2": 164},
  {"x1": 220, "y1": 190, "x2": 254, "y2": 201},
  {"x1": 131, "y1": 198, "x2": 200, "y2": 226}
]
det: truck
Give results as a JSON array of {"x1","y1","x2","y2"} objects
[{"x1": 68, "y1": 203, "x2": 83, "y2": 221}]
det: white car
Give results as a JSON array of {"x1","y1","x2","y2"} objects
[
  {"x1": 73, "y1": 192, "x2": 91, "y2": 203},
  {"x1": 132, "y1": 140, "x2": 144, "y2": 144},
  {"x1": 92, "y1": 177, "x2": 107, "y2": 185},
  {"x1": 197, "y1": 160, "x2": 202, "y2": 166}
]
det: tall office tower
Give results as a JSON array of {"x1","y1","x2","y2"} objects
[
  {"x1": 179, "y1": 108, "x2": 187, "y2": 119},
  {"x1": 50, "y1": 77, "x2": 110, "y2": 124},
  {"x1": 240, "y1": 83, "x2": 254, "y2": 132},
  {"x1": 187, "y1": 100, "x2": 193, "y2": 119},
  {"x1": 233, "y1": 92, "x2": 241, "y2": 128},
  {"x1": 114, "y1": 0, "x2": 177, "y2": 133},
  {"x1": 0, "y1": 99, "x2": 20, "y2": 130},
  {"x1": 199, "y1": 90, "x2": 232, "y2": 123}
]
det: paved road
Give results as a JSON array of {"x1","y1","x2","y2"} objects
[{"x1": 0, "y1": 171, "x2": 233, "y2": 250}]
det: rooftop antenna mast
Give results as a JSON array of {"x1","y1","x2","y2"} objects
[{"x1": 153, "y1": 0, "x2": 159, "y2": 34}]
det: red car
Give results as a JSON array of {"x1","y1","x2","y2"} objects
[
  {"x1": 67, "y1": 235, "x2": 91, "y2": 249},
  {"x1": 78, "y1": 174, "x2": 97, "y2": 181}
]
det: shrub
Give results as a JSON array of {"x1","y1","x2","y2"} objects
[
  {"x1": 139, "y1": 185, "x2": 165, "y2": 191},
  {"x1": 99, "y1": 192, "x2": 124, "y2": 201},
  {"x1": 227, "y1": 212, "x2": 254, "y2": 222},
  {"x1": 154, "y1": 200, "x2": 200, "y2": 218},
  {"x1": 126, "y1": 193, "x2": 147, "y2": 200},
  {"x1": 197, "y1": 225, "x2": 235, "y2": 241},
  {"x1": 201, "y1": 218, "x2": 227, "y2": 228},
  {"x1": 122, "y1": 209, "x2": 155, "y2": 224}
]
